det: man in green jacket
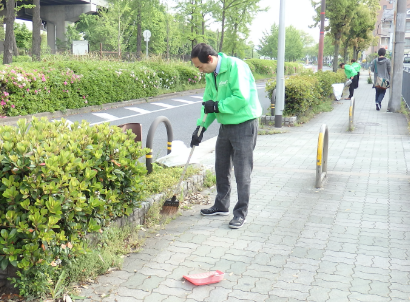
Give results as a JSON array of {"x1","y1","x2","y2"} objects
[
  {"x1": 339, "y1": 63, "x2": 358, "y2": 100},
  {"x1": 190, "y1": 43, "x2": 262, "y2": 229},
  {"x1": 351, "y1": 59, "x2": 361, "y2": 89}
]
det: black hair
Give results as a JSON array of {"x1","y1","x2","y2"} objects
[
  {"x1": 351, "y1": 59, "x2": 356, "y2": 63},
  {"x1": 339, "y1": 63, "x2": 345, "y2": 68},
  {"x1": 378, "y1": 48, "x2": 386, "y2": 56},
  {"x1": 191, "y1": 43, "x2": 218, "y2": 63}
]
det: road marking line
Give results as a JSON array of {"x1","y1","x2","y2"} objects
[
  {"x1": 125, "y1": 107, "x2": 151, "y2": 114},
  {"x1": 190, "y1": 96, "x2": 203, "y2": 99},
  {"x1": 92, "y1": 113, "x2": 118, "y2": 120},
  {"x1": 52, "y1": 119, "x2": 74, "y2": 124},
  {"x1": 172, "y1": 99, "x2": 195, "y2": 104},
  {"x1": 151, "y1": 102, "x2": 175, "y2": 108}
]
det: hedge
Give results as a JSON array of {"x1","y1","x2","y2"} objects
[
  {"x1": 265, "y1": 69, "x2": 346, "y2": 117},
  {"x1": 245, "y1": 59, "x2": 303, "y2": 77},
  {"x1": 0, "y1": 117, "x2": 148, "y2": 295}
]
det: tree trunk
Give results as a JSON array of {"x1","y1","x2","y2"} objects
[
  {"x1": 219, "y1": 8, "x2": 226, "y2": 52},
  {"x1": 136, "y1": 2, "x2": 142, "y2": 58},
  {"x1": 12, "y1": 32, "x2": 18, "y2": 56},
  {"x1": 3, "y1": 0, "x2": 15, "y2": 64},
  {"x1": 32, "y1": 0, "x2": 41, "y2": 61},
  {"x1": 332, "y1": 32, "x2": 341, "y2": 72}
]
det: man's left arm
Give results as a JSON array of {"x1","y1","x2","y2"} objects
[{"x1": 217, "y1": 62, "x2": 252, "y2": 115}]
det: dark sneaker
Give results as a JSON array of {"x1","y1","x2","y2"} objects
[
  {"x1": 376, "y1": 103, "x2": 380, "y2": 111},
  {"x1": 229, "y1": 216, "x2": 246, "y2": 229},
  {"x1": 201, "y1": 206, "x2": 229, "y2": 216}
]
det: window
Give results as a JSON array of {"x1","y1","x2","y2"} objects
[
  {"x1": 406, "y1": 21, "x2": 410, "y2": 32},
  {"x1": 382, "y1": 21, "x2": 391, "y2": 29},
  {"x1": 383, "y1": 5, "x2": 387, "y2": 9},
  {"x1": 405, "y1": 38, "x2": 410, "y2": 49}
]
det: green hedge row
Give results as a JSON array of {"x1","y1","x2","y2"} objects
[
  {"x1": 0, "y1": 60, "x2": 205, "y2": 117},
  {"x1": 266, "y1": 69, "x2": 346, "y2": 117},
  {"x1": 245, "y1": 59, "x2": 303, "y2": 77},
  {"x1": 0, "y1": 58, "x2": 301, "y2": 118}
]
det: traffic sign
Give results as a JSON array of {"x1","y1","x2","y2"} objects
[{"x1": 143, "y1": 30, "x2": 151, "y2": 41}]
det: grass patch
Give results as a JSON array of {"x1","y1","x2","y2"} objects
[
  {"x1": 400, "y1": 99, "x2": 410, "y2": 132},
  {"x1": 296, "y1": 97, "x2": 334, "y2": 125},
  {"x1": 203, "y1": 170, "x2": 216, "y2": 188}
]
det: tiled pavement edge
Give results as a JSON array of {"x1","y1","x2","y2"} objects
[{"x1": 77, "y1": 76, "x2": 410, "y2": 302}]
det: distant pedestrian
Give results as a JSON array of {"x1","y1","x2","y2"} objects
[
  {"x1": 351, "y1": 59, "x2": 361, "y2": 88},
  {"x1": 190, "y1": 43, "x2": 262, "y2": 229},
  {"x1": 339, "y1": 62, "x2": 358, "y2": 100},
  {"x1": 370, "y1": 48, "x2": 391, "y2": 111}
]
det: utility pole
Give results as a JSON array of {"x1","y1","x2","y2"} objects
[
  {"x1": 318, "y1": 0, "x2": 326, "y2": 70},
  {"x1": 388, "y1": 0, "x2": 406, "y2": 112},
  {"x1": 275, "y1": 0, "x2": 286, "y2": 128}
]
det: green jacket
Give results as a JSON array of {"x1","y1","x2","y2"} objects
[
  {"x1": 352, "y1": 62, "x2": 361, "y2": 73},
  {"x1": 197, "y1": 53, "x2": 262, "y2": 128},
  {"x1": 344, "y1": 64, "x2": 358, "y2": 78}
]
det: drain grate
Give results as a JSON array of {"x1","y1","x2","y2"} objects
[{"x1": 356, "y1": 122, "x2": 381, "y2": 126}]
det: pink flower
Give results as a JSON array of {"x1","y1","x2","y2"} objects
[
  {"x1": 83, "y1": 96, "x2": 86, "y2": 99},
  {"x1": 48, "y1": 90, "x2": 50, "y2": 93},
  {"x1": 34, "y1": 77, "x2": 36, "y2": 81},
  {"x1": 84, "y1": 100, "x2": 88, "y2": 104},
  {"x1": 64, "y1": 81, "x2": 67, "y2": 85},
  {"x1": 26, "y1": 89, "x2": 29, "y2": 92},
  {"x1": 4, "y1": 92, "x2": 9, "y2": 96},
  {"x1": 35, "y1": 90, "x2": 38, "y2": 94},
  {"x1": 71, "y1": 81, "x2": 73, "y2": 84},
  {"x1": 188, "y1": 79, "x2": 191, "y2": 81},
  {"x1": 1, "y1": 101, "x2": 5, "y2": 106},
  {"x1": 11, "y1": 104, "x2": 15, "y2": 108}
]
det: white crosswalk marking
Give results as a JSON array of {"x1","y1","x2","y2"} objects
[
  {"x1": 125, "y1": 107, "x2": 151, "y2": 114},
  {"x1": 172, "y1": 99, "x2": 195, "y2": 104},
  {"x1": 190, "y1": 96, "x2": 203, "y2": 99},
  {"x1": 151, "y1": 102, "x2": 175, "y2": 108},
  {"x1": 92, "y1": 113, "x2": 118, "y2": 120}
]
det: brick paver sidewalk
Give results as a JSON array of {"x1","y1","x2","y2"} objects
[{"x1": 79, "y1": 75, "x2": 410, "y2": 302}]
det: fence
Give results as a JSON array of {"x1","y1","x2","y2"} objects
[{"x1": 403, "y1": 69, "x2": 410, "y2": 109}]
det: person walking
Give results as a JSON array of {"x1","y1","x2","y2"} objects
[
  {"x1": 190, "y1": 43, "x2": 262, "y2": 229},
  {"x1": 351, "y1": 59, "x2": 361, "y2": 88},
  {"x1": 370, "y1": 48, "x2": 391, "y2": 111},
  {"x1": 339, "y1": 62, "x2": 358, "y2": 100}
]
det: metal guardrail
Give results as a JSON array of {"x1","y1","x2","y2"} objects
[
  {"x1": 349, "y1": 97, "x2": 355, "y2": 131},
  {"x1": 403, "y1": 69, "x2": 410, "y2": 109},
  {"x1": 146, "y1": 116, "x2": 173, "y2": 174},
  {"x1": 316, "y1": 124, "x2": 329, "y2": 188}
]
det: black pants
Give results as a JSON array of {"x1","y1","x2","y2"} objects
[
  {"x1": 348, "y1": 76, "x2": 358, "y2": 98},
  {"x1": 354, "y1": 73, "x2": 359, "y2": 89}
]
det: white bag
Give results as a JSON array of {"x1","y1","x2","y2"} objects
[{"x1": 332, "y1": 83, "x2": 345, "y2": 101}]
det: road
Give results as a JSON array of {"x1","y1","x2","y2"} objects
[{"x1": 57, "y1": 81, "x2": 271, "y2": 161}]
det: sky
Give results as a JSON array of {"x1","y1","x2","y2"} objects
[
  {"x1": 17, "y1": 0, "x2": 320, "y2": 47},
  {"x1": 249, "y1": 0, "x2": 320, "y2": 46}
]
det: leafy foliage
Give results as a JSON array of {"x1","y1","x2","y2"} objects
[
  {"x1": 0, "y1": 117, "x2": 148, "y2": 295},
  {"x1": 265, "y1": 69, "x2": 346, "y2": 116}
]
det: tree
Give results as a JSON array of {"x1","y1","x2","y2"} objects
[
  {"x1": 285, "y1": 26, "x2": 303, "y2": 61},
  {"x1": 212, "y1": 0, "x2": 264, "y2": 52},
  {"x1": 258, "y1": 23, "x2": 278, "y2": 59},
  {"x1": 31, "y1": 0, "x2": 41, "y2": 61},
  {"x1": 311, "y1": 0, "x2": 378, "y2": 71},
  {"x1": 4, "y1": 0, "x2": 15, "y2": 64},
  {"x1": 14, "y1": 23, "x2": 32, "y2": 51}
]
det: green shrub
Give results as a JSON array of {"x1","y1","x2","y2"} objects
[
  {"x1": 0, "y1": 117, "x2": 148, "y2": 295},
  {"x1": 173, "y1": 63, "x2": 204, "y2": 85},
  {"x1": 265, "y1": 69, "x2": 345, "y2": 117},
  {"x1": 246, "y1": 59, "x2": 277, "y2": 76}
]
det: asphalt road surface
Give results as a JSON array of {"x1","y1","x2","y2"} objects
[{"x1": 56, "y1": 81, "x2": 270, "y2": 161}]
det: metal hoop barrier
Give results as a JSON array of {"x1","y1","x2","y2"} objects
[
  {"x1": 271, "y1": 88, "x2": 276, "y2": 116},
  {"x1": 349, "y1": 97, "x2": 355, "y2": 131},
  {"x1": 316, "y1": 124, "x2": 329, "y2": 188},
  {"x1": 146, "y1": 116, "x2": 173, "y2": 174}
]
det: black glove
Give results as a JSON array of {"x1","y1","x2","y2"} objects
[
  {"x1": 203, "y1": 100, "x2": 219, "y2": 113},
  {"x1": 190, "y1": 126, "x2": 206, "y2": 148}
]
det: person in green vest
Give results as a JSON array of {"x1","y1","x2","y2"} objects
[
  {"x1": 190, "y1": 43, "x2": 262, "y2": 229},
  {"x1": 351, "y1": 59, "x2": 361, "y2": 89},
  {"x1": 339, "y1": 62, "x2": 358, "y2": 100}
]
